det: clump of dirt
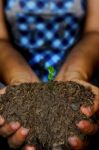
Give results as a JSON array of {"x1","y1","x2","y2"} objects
[{"x1": 0, "y1": 81, "x2": 96, "y2": 150}]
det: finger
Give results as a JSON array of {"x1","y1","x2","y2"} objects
[
  {"x1": 74, "y1": 80, "x2": 99, "y2": 117},
  {"x1": 23, "y1": 145, "x2": 36, "y2": 150},
  {"x1": 76, "y1": 120, "x2": 98, "y2": 135},
  {"x1": 81, "y1": 97, "x2": 99, "y2": 117},
  {"x1": 68, "y1": 136, "x2": 88, "y2": 150},
  {"x1": 0, "y1": 121, "x2": 20, "y2": 137},
  {"x1": 8, "y1": 127, "x2": 29, "y2": 149},
  {"x1": 0, "y1": 115, "x2": 5, "y2": 126}
]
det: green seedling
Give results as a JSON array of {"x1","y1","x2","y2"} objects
[{"x1": 48, "y1": 66, "x2": 55, "y2": 81}]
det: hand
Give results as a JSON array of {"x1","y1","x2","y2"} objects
[
  {"x1": 0, "y1": 73, "x2": 40, "y2": 150},
  {"x1": 55, "y1": 73, "x2": 99, "y2": 150}
]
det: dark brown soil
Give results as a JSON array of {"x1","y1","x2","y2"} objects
[{"x1": 0, "y1": 81, "x2": 96, "y2": 150}]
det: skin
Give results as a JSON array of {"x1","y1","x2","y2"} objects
[
  {"x1": 55, "y1": 0, "x2": 99, "y2": 148},
  {"x1": 0, "y1": 0, "x2": 99, "y2": 149}
]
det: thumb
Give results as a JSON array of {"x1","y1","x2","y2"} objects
[
  {"x1": 55, "y1": 70, "x2": 87, "y2": 82},
  {"x1": 0, "y1": 87, "x2": 6, "y2": 95},
  {"x1": 9, "y1": 72, "x2": 40, "y2": 85}
]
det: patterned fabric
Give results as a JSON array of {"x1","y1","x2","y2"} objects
[{"x1": 5, "y1": 0, "x2": 86, "y2": 82}]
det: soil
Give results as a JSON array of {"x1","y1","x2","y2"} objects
[{"x1": 0, "y1": 81, "x2": 96, "y2": 150}]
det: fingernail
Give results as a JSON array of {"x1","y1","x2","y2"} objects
[
  {"x1": 10, "y1": 122, "x2": 20, "y2": 129},
  {"x1": 0, "y1": 116, "x2": 4, "y2": 125},
  {"x1": 68, "y1": 137, "x2": 78, "y2": 147},
  {"x1": 27, "y1": 147, "x2": 35, "y2": 150},
  {"x1": 76, "y1": 121, "x2": 84, "y2": 128},
  {"x1": 21, "y1": 127, "x2": 29, "y2": 135},
  {"x1": 86, "y1": 107, "x2": 92, "y2": 116},
  {"x1": 82, "y1": 106, "x2": 92, "y2": 116}
]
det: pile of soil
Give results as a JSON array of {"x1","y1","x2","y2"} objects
[{"x1": 0, "y1": 81, "x2": 96, "y2": 150}]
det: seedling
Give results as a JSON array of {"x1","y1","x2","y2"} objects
[{"x1": 48, "y1": 66, "x2": 55, "y2": 81}]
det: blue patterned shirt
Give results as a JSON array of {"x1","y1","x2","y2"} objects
[{"x1": 5, "y1": 0, "x2": 86, "y2": 81}]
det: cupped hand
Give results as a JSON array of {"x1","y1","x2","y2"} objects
[
  {"x1": 0, "y1": 74, "x2": 40, "y2": 150},
  {"x1": 55, "y1": 74, "x2": 99, "y2": 150}
]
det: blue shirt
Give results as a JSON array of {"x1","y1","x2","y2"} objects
[{"x1": 5, "y1": 0, "x2": 86, "y2": 81}]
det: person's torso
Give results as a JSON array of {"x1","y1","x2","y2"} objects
[{"x1": 4, "y1": 0, "x2": 86, "y2": 81}]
